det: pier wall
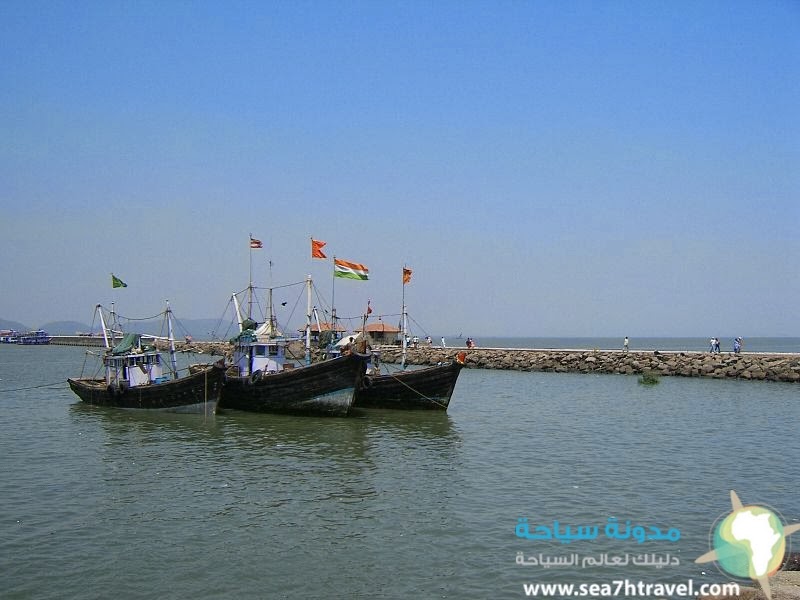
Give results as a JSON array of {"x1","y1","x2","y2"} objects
[
  {"x1": 376, "y1": 346, "x2": 800, "y2": 384},
  {"x1": 47, "y1": 336, "x2": 800, "y2": 383},
  {"x1": 49, "y1": 335, "x2": 105, "y2": 347}
]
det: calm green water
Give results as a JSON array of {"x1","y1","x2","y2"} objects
[{"x1": 1, "y1": 345, "x2": 798, "y2": 599}]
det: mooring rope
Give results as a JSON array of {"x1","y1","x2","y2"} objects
[
  {"x1": 0, "y1": 381, "x2": 67, "y2": 393},
  {"x1": 376, "y1": 367, "x2": 449, "y2": 409}
]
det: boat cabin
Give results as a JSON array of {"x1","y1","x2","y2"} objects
[
  {"x1": 104, "y1": 351, "x2": 166, "y2": 388},
  {"x1": 232, "y1": 334, "x2": 291, "y2": 377},
  {"x1": 103, "y1": 334, "x2": 167, "y2": 388}
]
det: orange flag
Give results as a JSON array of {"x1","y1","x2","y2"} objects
[
  {"x1": 403, "y1": 267, "x2": 412, "y2": 284},
  {"x1": 311, "y1": 238, "x2": 327, "y2": 259}
]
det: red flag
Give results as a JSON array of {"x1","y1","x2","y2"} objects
[
  {"x1": 402, "y1": 267, "x2": 412, "y2": 285},
  {"x1": 311, "y1": 238, "x2": 327, "y2": 259},
  {"x1": 250, "y1": 237, "x2": 263, "y2": 249}
]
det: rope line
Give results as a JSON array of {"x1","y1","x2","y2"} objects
[
  {"x1": 374, "y1": 366, "x2": 449, "y2": 409},
  {"x1": 0, "y1": 381, "x2": 67, "y2": 393}
]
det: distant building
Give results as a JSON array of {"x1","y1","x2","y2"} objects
[{"x1": 356, "y1": 322, "x2": 401, "y2": 345}]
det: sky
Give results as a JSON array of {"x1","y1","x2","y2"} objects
[{"x1": 1, "y1": 0, "x2": 798, "y2": 338}]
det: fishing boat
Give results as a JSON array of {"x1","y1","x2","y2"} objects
[
  {"x1": 353, "y1": 350, "x2": 465, "y2": 410},
  {"x1": 351, "y1": 267, "x2": 464, "y2": 410},
  {"x1": 218, "y1": 276, "x2": 369, "y2": 416},
  {"x1": 67, "y1": 303, "x2": 224, "y2": 412}
]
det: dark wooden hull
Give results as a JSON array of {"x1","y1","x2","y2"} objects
[
  {"x1": 353, "y1": 361, "x2": 463, "y2": 410},
  {"x1": 67, "y1": 364, "x2": 224, "y2": 412},
  {"x1": 218, "y1": 352, "x2": 368, "y2": 417}
]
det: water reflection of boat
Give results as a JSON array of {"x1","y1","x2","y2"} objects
[
  {"x1": 213, "y1": 407, "x2": 459, "y2": 464},
  {"x1": 353, "y1": 408, "x2": 457, "y2": 439},
  {"x1": 67, "y1": 303, "x2": 224, "y2": 413},
  {"x1": 69, "y1": 400, "x2": 222, "y2": 438}
]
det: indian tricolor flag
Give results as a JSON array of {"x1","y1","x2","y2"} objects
[{"x1": 334, "y1": 258, "x2": 369, "y2": 281}]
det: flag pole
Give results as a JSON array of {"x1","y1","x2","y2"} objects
[
  {"x1": 248, "y1": 234, "x2": 254, "y2": 319},
  {"x1": 331, "y1": 255, "x2": 337, "y2": 333},
  {"x1": 305, "y1": 275, "x2": 312, "y2": 365},
  {"x1": 401, "y1": 265, "x2": 407, "y2": 369}
]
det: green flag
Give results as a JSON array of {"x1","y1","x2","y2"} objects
[{"x1": 111, "y1": 274, "x2": 127, "y2": 288}]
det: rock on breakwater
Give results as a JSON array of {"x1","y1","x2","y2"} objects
[{"x1": 376, "y1": 346, "x2": 800, "y2": 383}]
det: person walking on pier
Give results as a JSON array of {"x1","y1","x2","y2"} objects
[{"x1": 623, "y1": 337, "x2": 629, "y2": 352}]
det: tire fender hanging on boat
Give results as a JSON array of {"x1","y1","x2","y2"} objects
[{"x1": 250, "y1": 370, "x2": 262, "y2": 384}]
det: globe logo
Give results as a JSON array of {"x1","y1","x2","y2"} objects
[
  {"x1": 696, "y1": 491, "x2": 800, "y2": 600},
  {"x1": 713, "y1": 505, "x2": 784, "y2": 579}
]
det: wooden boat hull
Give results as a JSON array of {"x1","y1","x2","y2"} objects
[
  {"x1": 67, "y1": 363, "x2": 224, "y2": 413},
  {"x1": 219, "y1": 352, "x2": 368, "y2": 417},
  {"x1": 353, "y1": 361, "x2": 464, "y2": 410}
]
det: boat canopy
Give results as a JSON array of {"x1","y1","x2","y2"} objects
[
  {"x1": 255, "y1": 320, "x2": 283, "y2": 339},
  {"x1": 334, "y1": 333, "x2": 362, "y2": 348},
  {"x1": 230, "y1": 322, "x2": 284, "y2": 344},
  {"x1": 111, "y1": 333, "x2": 155, "y2": 355}
]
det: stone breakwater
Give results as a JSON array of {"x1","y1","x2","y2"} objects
[
  {"x1": 376, "y1": 346, "x2": 800, "y2": 383},
  {"x1": 162, "y1": 341, "x2": 800, "y2": 383}
]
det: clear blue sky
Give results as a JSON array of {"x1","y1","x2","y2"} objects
[{"x1": 1, "y1": 1, "x2": 798, "y2": 337}]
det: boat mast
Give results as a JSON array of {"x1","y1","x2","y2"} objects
[
  {"x1": 312, "y1": 307, "x2": 323, "y2": 336},
  {"x1": 401, "y1": 272, "x2": 408, "y2": 369},
  {"x1": 305, "y1": 275, "x2": 312, "y2": 365},
  {"x1": 331, "y1": 255, "x2": 338, "y2": 335},
  {"x1": 360, "y1": 307, "x2": 369, "y2": 353},
  {"x1": 109, "y1": 301, "x2": 119, "y2": 346},
  {"x1": 232, "y1": 293, "x2": 244, "y2": 332},
  {"x1": 266, "y1": 286, "x2": 274, "y2": 338},
  {"x1": 165, "y1": 300, "x2": 178, "y2": 378},
  {"x1": 248, "y1": 237, "x2": 252, "y2": 319},
  {"x1": 266, "y1": 257, "x2": 276, "y2": 338},
  {"x1": 97, "y1": 304, "x2": 110, "y2": 349}
]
